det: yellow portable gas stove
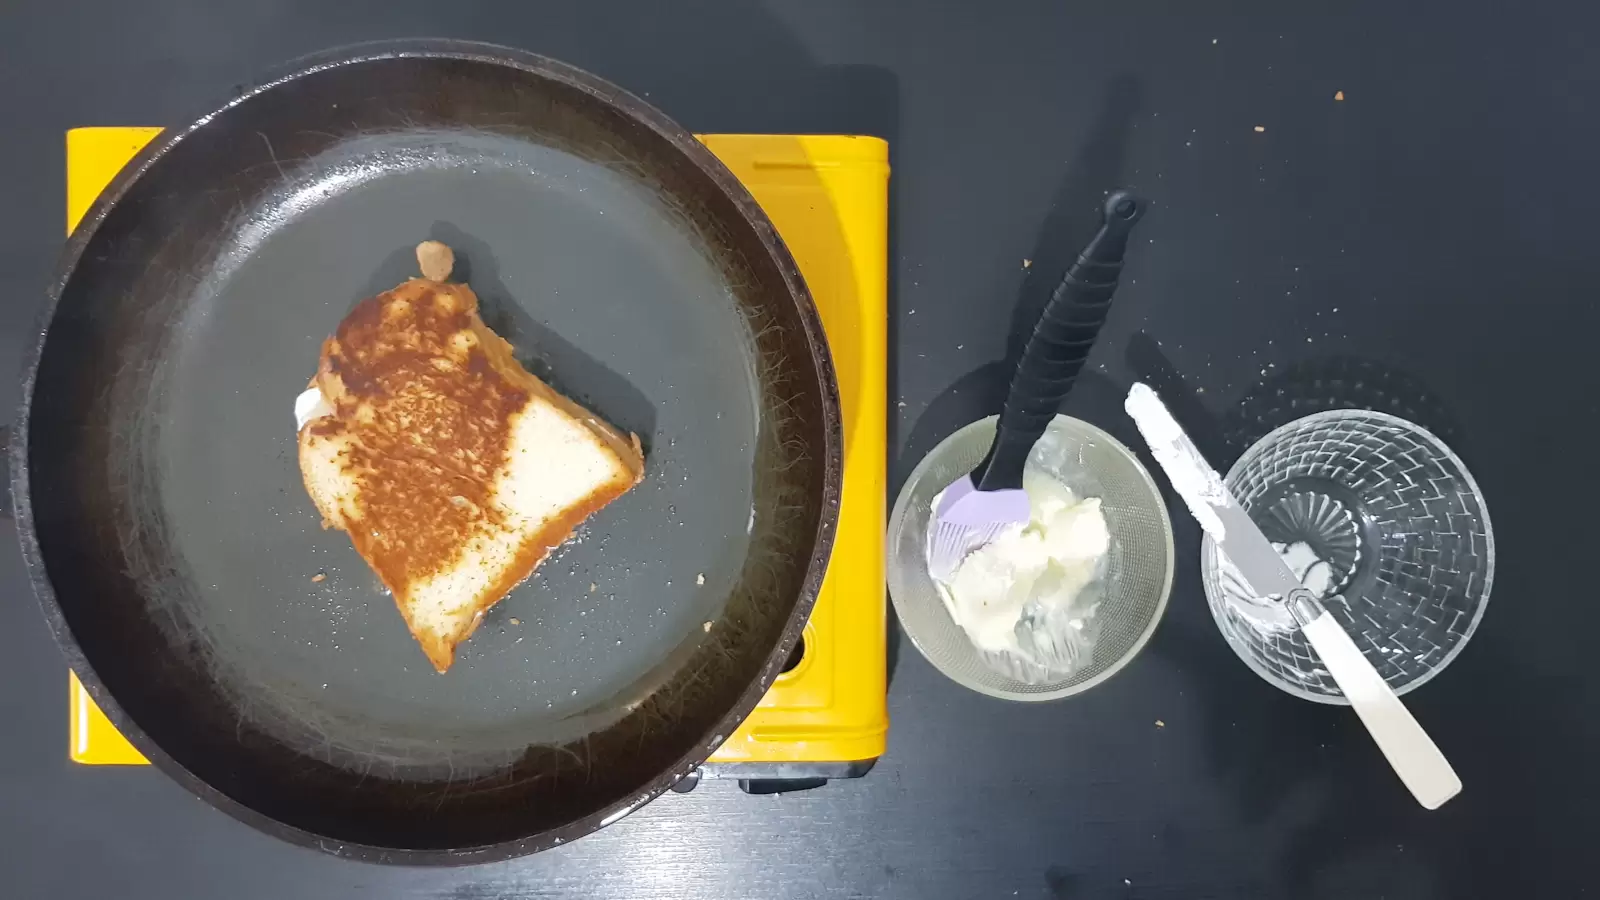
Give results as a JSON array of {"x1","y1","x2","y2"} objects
[{"x1": 64, "y1": 127, "x2": 889, "y2": 791}]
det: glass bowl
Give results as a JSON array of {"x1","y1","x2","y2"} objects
[
  {"x1": 1201, "y1": 410, "x2": 1495, "y2": 704},
  {"x1": 888, "y1": 415, "x2": 1174, "y2": 701}
]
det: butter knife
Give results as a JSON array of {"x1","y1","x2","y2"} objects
[{"x1": 1125, "y1": 383, "x2": 1461, "y2": 809}]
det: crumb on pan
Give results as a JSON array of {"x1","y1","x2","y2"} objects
[{"x1": 415, "y1": 240, "x2": 455, "y2": 281}]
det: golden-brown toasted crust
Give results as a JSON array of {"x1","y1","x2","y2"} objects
[
  {"x1": 299, "y1": 264, "x2": 644, "y2": 672},
  {"x1": 307, "y1": 278, "x2": 529, "y2": 595},
  {"x1": 408, "y1": 456, "x2": 642, "y2": 672},
  {"x1": 468, "y1": 295, "x2": 646, "y2": 482}
]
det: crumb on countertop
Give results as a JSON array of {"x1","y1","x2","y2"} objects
[
  {"x1": 1155, "y1": 719, "x2": 1165, "y2": 728},
  {"x1": 1022, "y1": 258, "x2": 1032, "y2": 268},
  {"x1": 589, "y1": 582, "x2": 597, "y2": 593},
  {"x1": 311, "y1": 573, "x2": 326, "y2": 583},
  {"x1": 1253, "y1": 125, "x2": 1266, "y2": 133},
  {"x1": 1334, "y1": 90, "x2": 1345, "y2": 101},
  {"x1": 702, "y1": 621, "x2": 713, "y2": 633},
  {"x1": 509, "y1": 617, "x2": 521, "y2": 626},
  {"x1": 696, "y1": 573, "x2": 706, "y2": 585}
]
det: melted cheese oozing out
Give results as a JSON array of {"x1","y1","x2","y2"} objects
[{"x1": 295, "y1": 387, "x2": 333, "y2": 430}]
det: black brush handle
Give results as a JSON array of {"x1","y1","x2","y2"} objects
[{"x1": 974, "y1": 190, "x2": 1146, "y2": 491}]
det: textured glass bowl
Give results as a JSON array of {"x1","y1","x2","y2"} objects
[
  {"x1": 1201, "y1": 410, "x2": 1494, "y2": 704},
  {"x1": 888, "y1": 415, "x2": 1174, "y2": 701}
]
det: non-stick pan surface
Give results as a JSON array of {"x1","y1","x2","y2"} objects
[{"x1": 16, "y1": 41, "x2": 839, "y2": 862}]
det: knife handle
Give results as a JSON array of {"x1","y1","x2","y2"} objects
[
  {"x1": 975, "y1": 190, "x2": 1146, "y2": 491},
  {"x1": 1300, "y1": 612, "x2": 1462, "y2": 809}
]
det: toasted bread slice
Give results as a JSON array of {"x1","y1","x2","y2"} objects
[{"x1": 298, "y1": 242, "x2": 644, "y2": 672}]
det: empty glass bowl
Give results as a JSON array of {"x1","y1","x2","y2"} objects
[
  {"x1": 1201, "y1": 410, "x2": 1494, "y2": 703},
  {"x1": 888, "y1": 415, "x2": 1174, "y2": 701}
]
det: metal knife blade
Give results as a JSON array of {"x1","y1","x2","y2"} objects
[
  {"x1": 1208, "y1": 498, "x2": 1304, "y2": 600},
  {"x1": 1123, "y1": 383, "x2": 1301, "y2": 598}
]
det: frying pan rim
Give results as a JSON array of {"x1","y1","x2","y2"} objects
[{"x1": 12, "y1": 37, "x2": 842, "y2": 864}]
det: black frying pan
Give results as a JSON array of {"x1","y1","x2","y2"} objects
[{"x1": 11, "y1": 40, "x2": 840, "y2": 863}]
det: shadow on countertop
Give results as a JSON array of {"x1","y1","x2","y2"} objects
[{"x1": 894, "y1": 74, "x2": 1144, "y2": 487}]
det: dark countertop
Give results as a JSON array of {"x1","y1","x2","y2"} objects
[{"x1": 2, "y1": 1, "x2": 1595, "y2": 897}]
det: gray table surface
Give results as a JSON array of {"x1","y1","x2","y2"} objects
[{"x1": 3, "y1": 0, "x2": 1596, "y2": 897}]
